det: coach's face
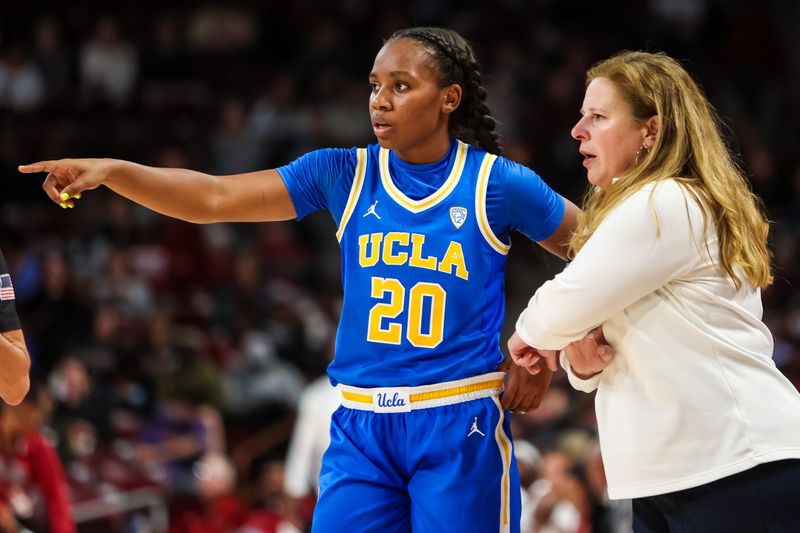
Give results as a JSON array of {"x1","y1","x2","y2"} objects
[
  {"x1": 570, "y1": 77, "x2": 654, "y2": 189},
  {"x1": 368, "y1": 38, "x2": 461, "y2": 164}
]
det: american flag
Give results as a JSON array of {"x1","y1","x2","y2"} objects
[{"x1": 0, "y1": 274, "x2": 14, "y2": 301}]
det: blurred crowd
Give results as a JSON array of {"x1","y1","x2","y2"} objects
[{"x1": 0, "y1": 0, "x2": 798, "y2": 531}]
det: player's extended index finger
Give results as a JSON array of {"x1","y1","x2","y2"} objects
[{"x1": 18, "y1": 161, "x2": 58, "y2": 174}]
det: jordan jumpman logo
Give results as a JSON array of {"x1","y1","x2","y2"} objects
[
  {"x1": 467, "y1": 417, "x2": 485, "y2": 437},
  {"x1": 363, "y1": 200, "x2": 381, "y2": 219}
]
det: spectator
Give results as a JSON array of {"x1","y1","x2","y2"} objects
[
  {"x1": 79, "y1": 16, "x2": 138, "y2": 106},
  {"x1": 33, "y1": 17, "x2": 71, "y2": 103},
  {"x1": 0, "y1": 45, "x2": 46, "y2": 112},
  {"x1": 210, "y1": 97, "x2": 266, "y2": 175},
  {"x1": 282, "y1": 373, "x2": 339, "y2": 502},
  {"x1": 49, "y1": 356, "x2": 113, "y2": 461},
  {"x1": 0, "y1": 381, "x2": 75, "y2": 533}
]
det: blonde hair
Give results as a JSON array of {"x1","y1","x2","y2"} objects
[{"x1": 569, "y1": 51, "x2": 772, "y2": 289}]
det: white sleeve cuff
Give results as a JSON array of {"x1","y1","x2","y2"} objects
[
  {"x1": 514, "y1": 309, "x2": 539, "y2": 347},
  {"x1": 560, "y1": 351, "x2": 602, "y2": 393}
]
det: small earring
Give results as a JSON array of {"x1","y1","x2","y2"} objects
[{"x1": 635, "y1": 144, "x2": 650, "y2": 164}]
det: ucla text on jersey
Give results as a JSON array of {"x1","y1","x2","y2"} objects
[{"x1": 332, "y1": 140, "x2": 509, "y2": 387}]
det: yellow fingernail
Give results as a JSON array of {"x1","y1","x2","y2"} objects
[
  {"x1": 17, "y1": 165, "x2": 25, "y2": 171},
  {"x1": 59, "y1": 192, "x2": 70, "y2": 201},
  {"x1": 60, "y1": 202, "x2": 67, "y2": 209},
  {"x1": 74, "y1": 193, "x2": 81, "y2": 199}
]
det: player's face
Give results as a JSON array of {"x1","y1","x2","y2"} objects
[
  {"x1": 369, "y1": 38, "x2": 458, "y2": 164},
  {"x1": 571, "y1": 78, "x2": 650, "y2": 189}
]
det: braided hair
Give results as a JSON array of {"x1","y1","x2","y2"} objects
[{"x1": 388, "y1": 27, "x2": 502, "y2": 155}]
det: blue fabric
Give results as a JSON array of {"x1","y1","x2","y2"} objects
[
  {"x1": 276, "y1": 140, "x2": 565, "y2": 243},
  {"x1": 277, "y1": 147, "x2": 358, "y2": 222},
  {"x1": 277, "y1": 140, "x2": 565, "y2": 387},
  {"x1": 313, "y1": 398, "x2": 521, "y2": 533},
  {"x1": 486, "y1": 156, "x2": 565, "y2": 243},
  {"x1": 329, "y1": 141, "x2": 505, "y2": 386},
  {"x1": 277, "y1": 140, "x2": 560, "y2": 531}
]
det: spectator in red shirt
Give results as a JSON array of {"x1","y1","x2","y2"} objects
[{"x1": 0, "y1": 381, "x2": 75, "y2": 533}]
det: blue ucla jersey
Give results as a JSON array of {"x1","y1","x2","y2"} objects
[{"x1": 278, "y1": 139, "x2": 564, "y2": 387}]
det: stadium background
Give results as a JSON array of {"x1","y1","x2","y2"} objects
[{"x1": 0, "y1": 0, "x2": 798, "y2": 531}]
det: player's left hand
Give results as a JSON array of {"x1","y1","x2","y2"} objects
[
  {"x1": 499, "y1": 359, "x2": 553, "y2": 412},
  {"x1": 507, "y1": 332, "x2": 559, "y2": 374}
]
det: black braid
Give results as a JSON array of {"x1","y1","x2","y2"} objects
[{"x1": 389, "y1": 27, "x2": 502, "y2": 155}]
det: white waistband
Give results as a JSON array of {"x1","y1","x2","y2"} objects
[{"x1": 338, "y1": 372, "x2": 505, "y2": 413}]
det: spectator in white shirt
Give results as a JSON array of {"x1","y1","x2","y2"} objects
[
  {"x1": 283, "y1": 374, "x2": 340, "y2": 499},
  {"x1": 79, "y1": 16, "x2": 138, "y2": 106},
  {"x1": 0, "y1": 46, "x2": 46, "y2": 112},
  {"x1": 508, "y1": 51, "x2": 800, "y2": 532}
]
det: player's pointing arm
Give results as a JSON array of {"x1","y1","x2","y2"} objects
[{"x1": 18, "y1": 158, "x2": 296, "y2": 223}]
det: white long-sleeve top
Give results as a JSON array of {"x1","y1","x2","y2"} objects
[
  {"x1": 516, "y1": 179, "x2": 800, "y2": 499},
  {"x1": 283, "y1": 376, "x2": 341, "y2": 498}
]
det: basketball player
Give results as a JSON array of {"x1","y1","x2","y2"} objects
[
  {"x1": 21, "y1": 27, "x2": 606, "y2": 532},
  {"x1": 0, "y1": 249, "x2": 30, "y2": 405}
]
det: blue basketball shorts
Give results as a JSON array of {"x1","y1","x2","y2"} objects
[{"x1": 311, "y1": 372, "x2": 521, "y2": 533}]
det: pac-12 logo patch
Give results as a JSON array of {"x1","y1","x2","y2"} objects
[{"x1": 450, "y1": 207, "x2": 467, "y2": 229}]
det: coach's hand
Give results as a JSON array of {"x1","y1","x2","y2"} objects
[
  {"x1": 563, "y1": 327, "x2": 613, "y2": 380},
  {"x1": 19, "y1": 158, "x2": 116, "y2": 208},
  {"x1": 499, "y1": 358, "x2": 553, "y2": 413}
]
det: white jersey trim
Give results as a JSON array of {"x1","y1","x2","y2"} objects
[
  {"x1": 475, "y1": 154, "x2": 510, "y2": 255},
  {"x1": 335, "y1": 148, "x2": 368, "y2": 242},
  {"x1": 492, "y1": 396, "x2": 512, "y2": 532},
  {"x1": 379, "y1": 140, "x2": 468, "y2": 213}
]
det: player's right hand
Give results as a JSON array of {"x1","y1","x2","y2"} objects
[
  {"x1": 501, "y1": 360, "x2": 553, "y2": 412},
  {"x1": 18, "y1": 158, "x2": 116, "y2": 207}
]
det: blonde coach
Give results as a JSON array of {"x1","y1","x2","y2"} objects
[{"x1": 509, "y1": 51, "x2": 800, "y2": 532}]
